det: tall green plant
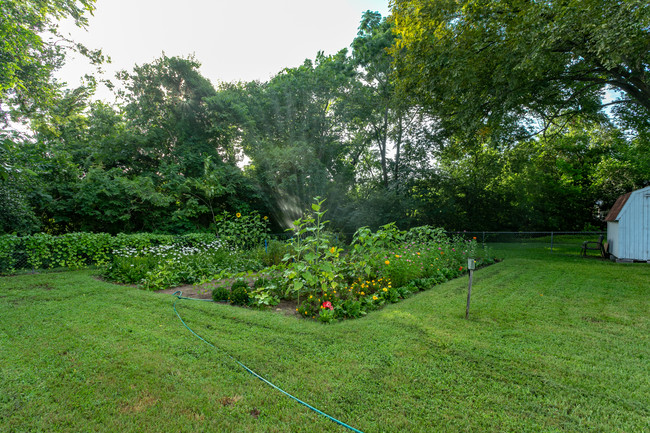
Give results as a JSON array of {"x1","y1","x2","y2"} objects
[
  {"x1": 214, "y1": 210, "x2": 270, "y2": 250},
  {"x1": 282, "y1": 197, "x2": 343, "y2": 305}
]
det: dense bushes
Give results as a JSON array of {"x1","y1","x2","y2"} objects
[{"x1": 0, "y1": 232, "x2": 223, "y2": 275}]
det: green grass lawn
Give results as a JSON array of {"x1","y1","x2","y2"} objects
[{"x1": 1, "y1": 243, "x2": 648, "y2": 432}]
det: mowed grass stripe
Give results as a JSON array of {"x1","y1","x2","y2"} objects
[{"x1": 1, "y1": 244, "x2": 648, "y2": 432}]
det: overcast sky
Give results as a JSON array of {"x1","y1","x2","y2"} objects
[{"x1": 56, "y1": 0, "x2": 390, "y2": 100}]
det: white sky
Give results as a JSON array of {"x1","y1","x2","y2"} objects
[{"x1": 56, "y1": 0, "x2": 390, "y2": 101}]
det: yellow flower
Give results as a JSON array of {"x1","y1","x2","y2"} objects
[
  {"x1": 395, "y1": 254, "x2": 400, "y2": 258},
  {"x1": 417, "y1": 252, "x2": 421, "y2": 255},
  {"x1": 236, "y1": 212, "x2": 242, "y2": 218},
  {"x1": 385, "y1": 260, "x2": 390, "y2": 265},
  {"x1": 382, "y1": 288, "x2": 388, "y2": 292},
  {"x1": 263, "y1": 216, "x2": 268, "y2": 220},
  {"x1": 372, "y1": 295, "x2": 378, "y2": 300},
  {"x1": 330, "y1": 247, "x2": 336, "y2": 254},
  {"x1": 360, "y1": 292, "x2": 365, "y2": 295},
  {"x1": 309, "y1": 295, "x2": 313, "y2": 299}
]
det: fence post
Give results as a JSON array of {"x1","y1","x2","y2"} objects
[
  {"x1": 550, "y1": 232, "x2": 554, "y2": 252},
  {"x1": 466, "y1": 258, "x2": 475, "y2": 319}
]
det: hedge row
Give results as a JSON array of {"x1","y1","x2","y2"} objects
[{"x1": 0, "y1": 232, "x2": 219, "y2": 274}]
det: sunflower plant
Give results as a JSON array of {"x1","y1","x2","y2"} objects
[
  {"x1": 281, "y1": 197, "x2": 345, "y2": 305},
  {"x1": 214, "y1": 210, "x2": 270, "y2": 250}
]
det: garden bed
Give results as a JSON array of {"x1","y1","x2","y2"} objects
[{"x1": 158, "y1": 282, "x2": 302, "y2": 317}]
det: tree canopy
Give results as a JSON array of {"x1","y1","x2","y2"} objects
[
  {"x1": 1, "y1": 5, "x2": 648, "y2": 235},
  {"x1": 391, "y1": 0, "x2": 650, "y2": 140}
]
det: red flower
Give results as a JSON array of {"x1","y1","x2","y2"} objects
[
  {"x1": 459, "y1": 266, "x2": 464, "y2": 271},
  {"x1": 322, "y1": 301, "x2": 333, "y2": 310}
]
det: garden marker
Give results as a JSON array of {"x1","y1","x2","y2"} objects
[
  {"x1": 171, "y1": 291, "x2": 364, "y2": 433},
  {"x1": 465, "y1": 258, "x2": 475, "y2": 319}
]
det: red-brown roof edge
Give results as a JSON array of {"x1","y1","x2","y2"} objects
[{"x1": 605, "y1": 192, "x2": 632, "y2": 222}]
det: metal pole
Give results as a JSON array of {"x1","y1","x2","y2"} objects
[
  {"x1": 466, "y1": 269, "x2": 473, "y2": 319},
  {"x1": 550, "y1": 232, "x2": 554, "y2": 252}
]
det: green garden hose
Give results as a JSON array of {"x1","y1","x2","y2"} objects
[{"x1": 172, "y1": 291, "x2": 364, "y2": 433}]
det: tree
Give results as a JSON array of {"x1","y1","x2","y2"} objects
[
  {"x1": 0, "y1": 0, "x2": 104, "y2": 125},
  {"x1": 231, "y1": 52, "x2": 358, "y2": 224},
  {"x1": 391, "y1": 0, "x2": 650, "y2": 140}
]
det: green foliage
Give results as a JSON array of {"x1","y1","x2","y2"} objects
[
  {"x1": 102, "y1": 238, "x2": 263, "y2": 291},
  {"x1": 211, "y1": 285, "x2": 229, "y2": 302},
  {"x1": 5, "y1": 8, "x2": 645, "y2": 243},
  {"x1": 18, "y1": 232, "x2": 113, "y2": 270},
  {"x1": 249, "y1": 287, "x2": 280, "y2": 309},
  {"x1": 0, "y1": 234, "x2": 22, "y2": 274},
  {"x1": 0, "y1": 181, "x2": 40, "y2": 234},
  {"x1": 256, "y1": 239, "x2": 289, "y2": 267},
  {"x1": 0, "y1": 0, "x2": 104, "y2": 125},
  {"x1": 102, "y1": 255, "x2": 159, "y2": 285},
  {"x1": 282, "y1": 197, "x2": 345, "y2": 303},
  {"x1": 228, "y1": 280, "x2": 250, "y2": 306},
  {"x1": 391, "y1": 0, "x2": 650, "y2": 140},
  {"x1": 254, "y1": 277, "x2": 270, "y2": 289},
  {"x1": 272, "y1": 199, "x2": 489, "y2": 321},
  {"x1": 214, "y1": 210, "x2": 270, "y2": 250}
]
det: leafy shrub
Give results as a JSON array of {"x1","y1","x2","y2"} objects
[
  {"x1": 229, "y1": 280, "x2": 250, "y2": 306},
  {"x1": 256, "y1": 239, "x2": 289, "y2": 267},
  {"x1": 103, "y1": 239, "x2": 243, "y2": 290},
  {"x1": 0, "y1": 234, "x2": 21, "y2": 274},
  {"x1": 250, "y1": 287, "x2": 280, "y2": 308},
  {"x1": 102, "y1": 255, "x2": 160, "y2": 284},
  {"x1": 212, "y1": 285, "x2": 230, "y2": 302},
  {"x1": 254, "y1": 277, "x2": 270, "y2": 289}
]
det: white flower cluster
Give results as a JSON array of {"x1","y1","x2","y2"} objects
[{"x1": 112, "y1": 240, "x2": 227, "y2": 259}]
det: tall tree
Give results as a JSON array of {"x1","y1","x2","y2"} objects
[
  {"x1": 0, "y1": 0, "x2": 104, "y2": 125},
  {"x1": 117, "y1": 55, "x2": 226, "y2": 177},
  {"x1": 0, "y1": 0, "x2": 104, "y2": 184},
  {"x1": 391, "y1": 0, "x2": 650, "y2": 140},
  {"x1": 232, "y1": 51, "x2": 357, "y2": 225}
]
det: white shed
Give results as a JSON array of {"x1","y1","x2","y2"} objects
[{"x1": 605, "y1": 186, "x2": 650, "y2": 262}]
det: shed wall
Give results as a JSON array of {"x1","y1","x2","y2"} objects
[{"x1": 615, "y1": 187, "x2": 650, "y2": 261}]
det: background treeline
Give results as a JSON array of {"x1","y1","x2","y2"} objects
[{"x1": 1, "y1": 2, "x2": 649, "y2": 236}]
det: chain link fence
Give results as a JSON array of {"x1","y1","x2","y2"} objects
[{"x1": 446, "y1": 231, "x2": 606, "y2": 252}]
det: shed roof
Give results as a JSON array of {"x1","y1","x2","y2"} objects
[{"x1": 605, "y1": 192, "x2": 631, "y2": 222}]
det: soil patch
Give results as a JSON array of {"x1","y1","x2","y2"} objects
[{"x1": 157, "y1": 281, "x2": 300, "y2": 318}]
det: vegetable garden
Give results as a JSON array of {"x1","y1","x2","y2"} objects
[{"x1": 0, "y1": 199, "x2": 494, "y2": 322}]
